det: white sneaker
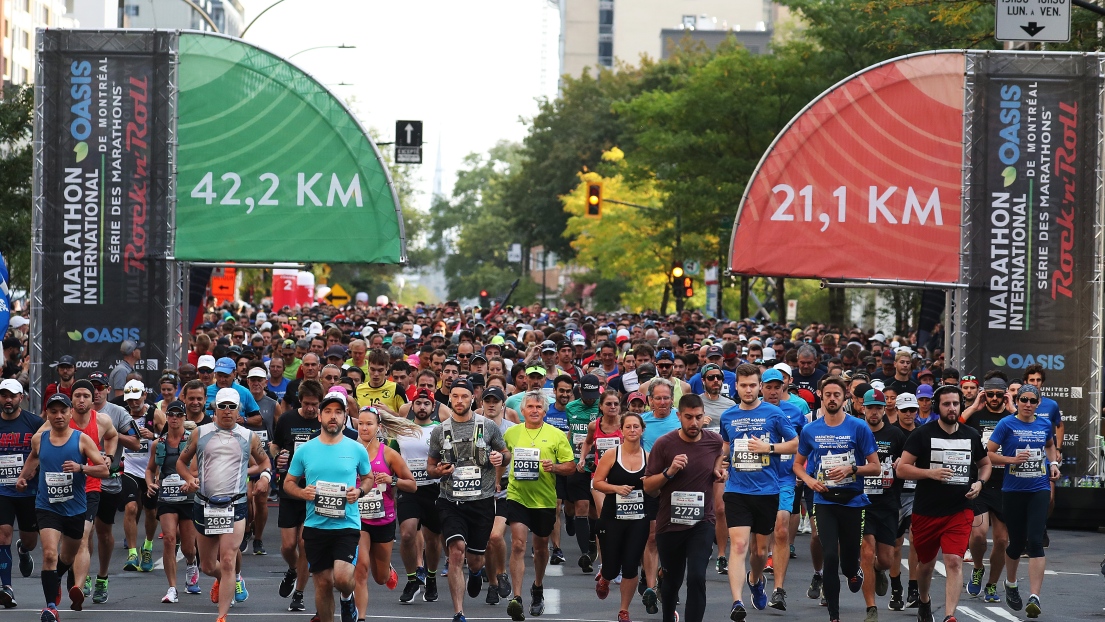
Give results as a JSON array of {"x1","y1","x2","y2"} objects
[
  {"x1": 185, "y1": 564, "x2": 199, "y2": 592},
  {"x1": 964, "y1": 549, "x2": 974, "y2": 563},
  {"x1": 162, "y1": 587, "x2": 178, "y2": 603},
  {"x1": 613, "y1": 573, "x2": 622, "y2": 585}
]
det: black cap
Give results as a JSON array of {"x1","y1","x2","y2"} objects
[
  {"x1": 45, "y1": 393, "x2": 72, "y2": 408},
  {"x1": 55, "y1": 355, "x2": 76, "y2": 367},
  {"x1": 483, "y1": 386, "x2": 506, "y2": 402},
  {"x1": 451, "y1": 378, "x2": 474, "y2": 395},
  {"x1": 325, "y1": 345, "x2": 346, "y2": 359},
  {"x1": 580, "y1": 374, "x2": 601, "y2": 400},
  {"x1": 87, "y1": 372, "x2": 109, "y2": 385},
  {"x1": 166, "y1": 400, "x2": 186, "y2": 414},
  {"x1": 467, "y1": 373, "x2": 485, "y2": 387}
]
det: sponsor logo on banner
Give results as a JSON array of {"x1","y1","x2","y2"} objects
[
  {"x1": 989, "y1": 353, "x2": 1065, "y2": 369},
  {"x1": 66, "y1": 327, "x2": 141, "y2": 343}
]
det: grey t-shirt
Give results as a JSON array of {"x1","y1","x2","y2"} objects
[
  {"x1": 248, "y1": 395, "x2": 277, "y2": 454},
  {"x1": 108, "y1": 361, "x2": 134, "y2": 394},
  {"x1": 701, "y1": 394, "x2": 736, "y2": 433},
  {"x1": 97, "y1": 401, "x2": 134, "y2": 494},
  {"x1": 428, "y1": 414, "x2": 507, "y2": 502}
]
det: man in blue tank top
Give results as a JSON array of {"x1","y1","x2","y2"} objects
[{"x1": 16, "y1": 393, "x2": 108, "y2": 622}]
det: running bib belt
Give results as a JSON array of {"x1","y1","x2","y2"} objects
[
  {"x1": 203, "y1": 504, "x2": 234, "y2": 534},
  {"x1": 46, "y1": 471, "x2": 74, "y2": 503},
  {"x1": 159, "y1": 474, "x2": 187, "y2": 503},
  {"x1": 616, "y1": 489, "x2": 645, "y2": 520},
  {"x1": 315, "y1": 481, "x2": 347, "y2": 518},
  {"x1": 0, "y1": 454, "x2": 22, "y2": 486},
  {"x1": 512, "y1": 447, "x2": 541, "y2": 481},
  {"x1": 670, "y1": 490, "x2": 705, "y2": 525},
  {"x1": 358, "y1": 486, "x2": 385, "y2": 520}
]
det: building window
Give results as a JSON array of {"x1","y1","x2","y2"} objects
[
  {"x1": 598, "y1": 0, "x2": 614, "y2": 67},
  {"x1": 22, "y1": 30, "x2": 30, "y2": 50}
]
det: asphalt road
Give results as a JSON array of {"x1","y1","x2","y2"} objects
[{"x1": 4, "y1": 514, "x2": 1105, "y2": 621}]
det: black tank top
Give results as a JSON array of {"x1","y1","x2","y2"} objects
[{"x1": 600, "y1": 446, "x2": 657, "y2": 520}]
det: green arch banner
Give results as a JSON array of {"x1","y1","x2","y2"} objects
[{"x1": 175, "y1": 32, "x2": 406, "y2": 263}]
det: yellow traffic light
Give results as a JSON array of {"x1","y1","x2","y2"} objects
[
  {"x1": 586, "y1": 183, "x2": 602, "y2": 217},
  {"x1": 672, "y1": 265, "x2": 684, "y2": 278}
]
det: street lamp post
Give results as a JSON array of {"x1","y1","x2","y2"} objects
[{"x1": 288, "y1": 44, "x2": 356, "y2": 59}]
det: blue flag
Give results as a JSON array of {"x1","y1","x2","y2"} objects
[{"x1": 0, "y1": 251, "x2": 10, "y2": 337}]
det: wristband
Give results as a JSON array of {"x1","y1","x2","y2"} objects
[
  {"x1": 663, "y1": 469, "x2": 676, "y2": 480},
  {"x1": 258, "y1": 471, "x2": 271, "y2": 481}
]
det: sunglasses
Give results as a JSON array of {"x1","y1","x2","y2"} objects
[
  {"x1": 216, "y1": 402, "x2": 238, "y2": 410},
  {"x1": 166, "y1": 411, "x2": 185, "y2": 417},
  {"x1": 198, "y1": 369, "x2": 214, "y2": 374},
  {"x1": 704, "y1": 374, "x2": 723, "y2": 381},
  {"x1": 457, "y1": 353, "x2": 471, "y2": 359},
  {"x1": 656, "y1": 363, "x2": 672, "y2": 368},
  {"x1": 962, "y1": 375, "x2": 978, "y2": 382},
  {"x1": 985, "y1": 391, "x2": 1005, "y2": 398},
  {"x1": 1018, "y1": 397, "x2": 1039, "y2": 404}
]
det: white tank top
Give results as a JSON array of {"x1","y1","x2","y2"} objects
[{"x1": 195, "y1": 423, "x2": 252, "y2": 502}]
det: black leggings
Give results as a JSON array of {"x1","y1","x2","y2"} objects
[
  {"x1": 1003, "y1": 490, "x2": 1049, "y2": 559},
  {"x1": 655, "y1": 521, "x2": 713, "y2": 622},
  {"x1": 813, "y1": 503, "x2": 865, "y2": 620},
  {"x1": 597, "y1": 516, "x2": 649, "y2": 580}
]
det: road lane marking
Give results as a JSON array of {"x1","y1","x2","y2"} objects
[{"x1": 958, "y1": 605, "x2": 998, "y2": 621}]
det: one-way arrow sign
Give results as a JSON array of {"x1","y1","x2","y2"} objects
[
  {"x1": 395, "y1": 120, "x2": 423, "y2": 164},
  {"x1": 996, "y1": 0, "x2": 1069, "y2": 42}
]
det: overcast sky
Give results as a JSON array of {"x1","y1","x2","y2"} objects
[{"x1": 245, "y1": 0, "x2": 561, "y2": 213}]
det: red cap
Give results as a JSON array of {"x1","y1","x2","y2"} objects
[
  {"x1": 797, "y1": 388, "x2": 816, "y2": 407},
  {"x1": 414, "y1": 388, "x2": 435, "y2": 403}
]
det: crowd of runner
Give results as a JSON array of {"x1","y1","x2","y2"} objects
[{"x1": 0, "y1": 302, "x2": 1069, "y2": 622}]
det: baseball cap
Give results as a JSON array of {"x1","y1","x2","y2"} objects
[
  {"x1": 166, "y1": 400, "x2": 186, "y2": 414},
  {"x1": 88, "y1": 372, "x2": 109, "y2": 386},
  {"x1": 525, "y1": 365, "x2": 547, "y2": 377},
  {"x1": 489, "y1": 335, "x2": 506, "y2": 346},
  {"x1": 471, "y1": 353, "x2": 487, "y2": 364},
  {"x1": 706, "y1": 345, "x2": 723, "y2": 359},
  {"x1": 467, "y1": 373, "x2": 485, "y2": 388},
  {"x1": 483, "y1": 386, "x2": 506, "y2": 402},
  {"x1": 55, "y1": 355, "x2": 76, "y2": 367},
  {"x1": 627, "y1": 391, "x2": 646, "y2": 404},
  {"x1": 413, "y1": 388, "x2": 435, "y2": 403},
  {"x1": 0, "y1": 379, "x2": 23, "y2": 395},
  {"x1": 45, "y1": 393, "x2": 72, "y2": 408},
  {"x1": 325, "y1": 345, "x2": 346, "y2": 359},
  {"x1": 580, "y1": 374, "x2": 601, "y2": 400},
  {"x1": 916, "y1": 384, "x2": 934, "y2": 399},
  {"x1": 881, "y1": 350, "x2": 894, "y2": 362},
  {"x1": 762, "y1": 348, "x2": 777, "y2": 362},
  {"x1": 700, "y1": 363, "x2": 722, "y2": 376},
  {"x1": 797, "y1": 389, "x2": 816, "y2": 407},
  {"x1": 762, "y1": 369, "x2": 784, "y2": 384},
  {"x1": 9, "y1": 316, "x2": 28, "y2": 329},
  {"x1": 917, "y1": 368, "x2": 934, "y2": 379},
  {"x1": 214, "y1": 357, "x2": 236, "y2": 375},
  {"x1": 896, "y1": 393, "x2": 919, "y2": 409},
  {"x1": 853, "y1": 382, "x2": 873, "y2": 399},
  {"x1": 541, "y1": 340, "x2": 557, "y2": 353},
  {"x1": 246, "y1": 367, "x2": 268, "y2": 379},
  {"x1": 870, "y1": 379, "x2": 885, "y2": 391},
  {"x1": 120, "y1": 340, "x2": 143, "y2": 355},
  {"x1": 572, "y1": 334, "x2": 587, "y2": 346},
  {"x1": 123, "y1": 379, "x2": 145, "y2": 400},
  {"x1": 615, "y1": 329, "x2": 631, "y2": 344},
  {"x1": 197, "y1": 355, "x2": 216, "y2": 370},
  {"x1": 319, "y1": 390, "x2": 347, "y2": 410},
  {"x1": 870, "y1": 333, "x2": 886, "y2": 343},
  {"x1": 655, "y1": 350, "x2": 675, "y2": 362},
  {"x1": 772, "y1": 362, "x2": 791, "y2": 377},
  {"x1": 451, "y1": 378, "x2": 475, "y2": 394},
  {"x1": 214, "y1": 387, "x2": 240, "y2": 406},
  {"x1": 863, "y1": 389, "x2": 886, "y2": 406}
]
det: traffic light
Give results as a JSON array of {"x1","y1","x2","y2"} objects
[
  {"x1": 479, "y1": 289, "x2": 490, "y2": 308},
  {"x1": 671, "y1": 263, "x2": 685, "y2": 299},
  {"x1": 586, "y1": 183, "x2": 602, "y2": 217},
  {"x1": 679, "y1": 276, "x2": 694, "y2": 298}
]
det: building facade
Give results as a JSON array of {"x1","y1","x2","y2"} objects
[{"x1": 3, "y1": 0, "x2": 71, "y2": 84}]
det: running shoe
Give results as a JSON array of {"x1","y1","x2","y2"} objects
[
  {"x1": 730, "y1": 600, "x2": 747, "y2": 621},
  {"x1": 550, "y1": 547, "x2": 565, "y2": 565},
  {"x1": 907, "y1": 585, "x2": 920, "y2": 608},
  {"x1": 578, "y1": 553, "x2": 593, "y2": 573},
  {"x1": 497, "y1": 573, "x2": 512, "y2": 598},
  {"x1": 748, "y1": 572, "x2": 768, "y2": 610},
  {"x1": 416, "y1": 566, "x2": 428, "y2": 583},
  {"x1": 162, "y1": 587, "x2": 178, "y2": 603},
  {"x1": 278, "y1": 568, "x2": 297, "y2": 598},
  {"x1": 642, "y1": 587, "x2": 658, "y2": 614},
  {"x1": 716, "y1": 555, "x2": 728, "y2": 575},
  {"x1": 485, "y1": 584, "x2": 499, "y2": 605},
  {"x1": 466, "y1": 569, "x2": 483, "y2": 598},
  {"x1": 400, "y1": 580, "x2": 420, "y2": 603},
  {"x1": 983, "y1": 583, "x2": 1000, "y2": 603},
  {"x1": 865, "y1": 605, "x2": 879, "y2": 622},
  {"x1": 848, "y1": 571, "x2": 863, "y2": 593},
  {"x1": 917, "y1": 599, "x2": 934, "y2": 622},
  {"x1": 234, "y1": 577, "x2": 248, "y2": 603},
  {"x1": 210, "y1": 579, "x2": 219, "y2": 604},
  {"x1": 140, "y1": 548, "x2": 154, "y2": 572},
  {"x1": 808, "y1": 573, "x2": 823, "y2": 599},
  {"x1": 618, "y1": 610, "x2": 630, "y2": 622},
  {"x1": 68, "y1": 585, "x2": 84, "y2": 611},
  {"x1": 763, "y1": 554, "x2": 773, "y2": 575},
  {"x1": 82, "y1": 576, "x2": 91, "y2": 598},
  {"x1": 789, "y1": 544, "x2": 797, "y2": 559},
  {"x1": 92, "y1": 578, "x2": 108, "y2": 604},
  {"x1": 387, "y1": 567, "x2": 399, "y2": 590},
  {"x1": 1005, "y1": 581, "x2": 1022, "y2": 611},
  {"x1": 186, "y1": 565, "x2": 201, "y2": 594},
  {"x1": 888, "y1": 587, "x2": 904, "y2": 611},
  {"x1": 967, "y1": 566, "x2": 984, "y2": 597},
  {"x1": 441, "y1": 560, "x2": 449, "y2": 576},
  {"x1": 0, "y1": 585, "x2": 14, "y2": 608},
  {"x1": 423, "y1": 577, "x2": 439, "y2": 602},
  {"x1": 40, "y1": 606, "x2": 58, "y2": 622},
  {"x1": 1025, "y1": 595, "x2": 1041, "y2": 618},
  {"x1": 596, "y1": 576, "x2": 610, "y2": 600},
  {"x1": 507, "y1": 596, "x2": 524, "y2": 621},
  {"x1": 252, "y1": 539, "x2": 266, "y2": 556},
  {"x1": 452, "y1": 614, "x2": 466, "y2": 622},
  {"x1": 529, "y1": 583, "x2": 544, "y2": 617},
  {"x1": 339, "y1": 595, "x2": 357, "y2": 622},
  {"x1": 123, "y1": 552, "x2": 139, "y2": 572},
  {"x1": 875, "y1": 568, "x2": 888, "y2": 597},
  {"x1": 288, "y1": 590, "x2": 305, "y2": 611},
  {"x1": 16, "y1": 540, "x2": 33, "y2": 578},
  {"x1": 942, "y1": 617, "x2": 957, "y2": 622},
  {"x1": 768, "y1": 587, "x2": 787, "y2": 611}
]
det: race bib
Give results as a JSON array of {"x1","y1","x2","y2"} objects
[
  {"x1": 128, "y1": 438, "x2": 150, "y2": 462},
  {"x1": 670, "y1": 490, "x2": 705, "y2": 525},
  {"x1": 512, "y1": 447, "x2": 541, "y2": 481},
  {"x1": 1010, "y1": 448, "x2": 1046, "y2": 478},
  {"x1": 358, "y1": 486, "x2": 385, "y2": 520},
  {"x1": 572, "y1": 433, "x2": 588, "y2": 459},
  {"x1": 820, "y1": 451, "x2": 856, "y2": 487},
  {"x1": 255, "y1": 430, "x2": 270, "y2": 454},
  {"x1": 904, "y1": 478, "x2": 917, "y2": 490},
  {"x1": 203, "y1": 504, "x2": 234, "y2": 534},
  {"x1": 452, "y1": 465, "x2": 482, "y2": 498},
  {"x1": 294, "y1": 440, "x2": 307, "y2": 453},
  {"x1": 408, "y1": 459, "x2": 431, "y2": 486},
  {"x1": 0, "y1": 454, "x2": 23, "y2": 486},
  {"x1": 730, "y1": 438, "x2": 768, "y2": 472},
  {"x1": 314, "y1": 481, "x2": 348, "y2": 519},
  {"x1": 595, "y1": 437, "x2": 620, "y2": 459},
  {"x1": 159, "y1": 474, "x2": 187, "y2": 503},
  {"x1": 864, "y1": 457, "x2": 895, "y2": 495},
  {"x1": 938, "y1": 449, "x2": 971, "y2": 485},
  {"x1": 616, "y1": 489, "x2": 645, "y2": 520},
  {"x1": 45, "y1": 471, "x2": 74, "y2": 504}
]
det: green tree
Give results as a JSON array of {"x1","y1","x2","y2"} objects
[{"x1": 0, "y1": 85, "x2": 33, "y2": 293}]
